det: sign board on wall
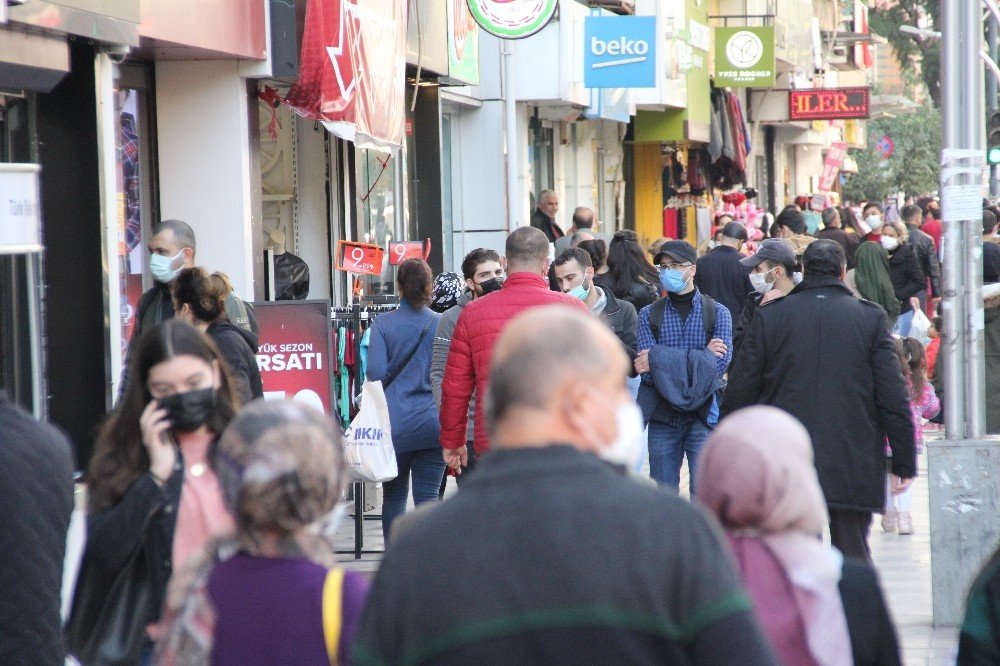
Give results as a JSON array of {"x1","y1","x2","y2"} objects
[
  {"x1": 714, "y1": 26, "x2": 775, "y2": 88},
  {"x1": 447, "y1": 0, "x2": 480, "y2": 84},
  {"x1": 818, "y1": 141, "x2": 848, "y2": 192},
  {"x1": 584, "y1": 16, "x2": 656, "y2": 89},
  {"x1": 0, "y1": 164, "x2": 42, "y2": 254},
  {"x1": 388, "y1": 239, "x2": 432, "y2": 265},
  {"x1": 467, "y1": 0, "x2": 557, "y2": 39},
  {"x1": 253, "y1": 300, "x2": 334, "y2": 414},
  {"x1": 789, "y1": 87, "x2": 870, "y2": 121}
]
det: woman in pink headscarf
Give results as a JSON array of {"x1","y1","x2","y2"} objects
[{"x1": 696, "y1": 406, "x2": 902, "y2": 666}]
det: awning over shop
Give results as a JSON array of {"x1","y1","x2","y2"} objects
[{"x1": 0, "y1": 27, "x2": 69, "y2": 93}]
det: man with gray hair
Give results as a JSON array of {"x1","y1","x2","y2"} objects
[
  {"x1": 815, "y1": 206, "x2": 859, "y2": 268},
  {"x1": 440, "y1": 227, "x2": 586, "y2": 470},
  {"x1": 530, "y1": 189, "x2": 564, "y2": 243},
  {"x1": 355, "y1": 307, "x2": 777, "y2": 664}
]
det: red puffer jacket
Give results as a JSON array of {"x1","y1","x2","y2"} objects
[{"x1": 440, "y1": 272, "x2": 588, "y2": 453}]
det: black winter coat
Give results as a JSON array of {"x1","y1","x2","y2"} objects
[
  {"x1": 596, "y1": 286, "x2": 638, "y2": 373},
  {"x1": 207, "y1": 319, "x2": 264, "y2": 404},
  {"x1": 886, "y1": 242, "x2": 926, "y2": 313},
  {"x1": 905, "y1": 224, "x2": 942, "y2": 297},
  {"x1": 0, "y1": 393, "x2": 74, "y2": 666},
  {"x1": 594, "y1": 272, "x2": 659, "y2": 312},
  {"x1": 722, "y1": 277, "x2": 915, "y2": 512},
  {"x1": 694, "y1": 245, "x2": 753, "y2": 322}
]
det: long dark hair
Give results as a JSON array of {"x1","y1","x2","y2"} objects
[
  {"x1": 88, "y1": 320, "x2": 238, "y2": 512},
  {"x1": 901, "y1": 336, "x2": 928, "y2": 399},
  {"x1": 605, "y1": 230, "x2": 659, "y2": 297},
  {"x1": 173, "y1": 267, "x2": 230, "y2": 324}
]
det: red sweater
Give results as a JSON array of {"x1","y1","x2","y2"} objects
[{"x1": 439, "y1": 272, "x2": 587, "y2": 452}]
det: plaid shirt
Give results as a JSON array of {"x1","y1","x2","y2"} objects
[{"x1": 636, "y1": 289, "x2": 733, "y2": 386}]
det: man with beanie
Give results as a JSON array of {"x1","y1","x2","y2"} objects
[
  {"x1": 635, "y1": 240, "x2": 732, "y2": 494},
  {"x1": 694, "y1": 221, "x2": 753, "y2": 322}
]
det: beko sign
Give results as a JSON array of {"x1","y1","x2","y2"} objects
[{"x1": 584, "y1": 16, "x2": 656, "y2": 89}]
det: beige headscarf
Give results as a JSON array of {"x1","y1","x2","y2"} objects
[{"x1": 696, "y1": 406, "x2": 852, "y2": 666}]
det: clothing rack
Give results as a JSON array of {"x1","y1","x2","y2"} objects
[{"x1": 332, "y1": 300, "x2": 399, "y2": 559}]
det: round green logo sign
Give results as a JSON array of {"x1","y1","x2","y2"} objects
[{"x1": 466, "y1": 0, "x2": 559, "y2": 39}]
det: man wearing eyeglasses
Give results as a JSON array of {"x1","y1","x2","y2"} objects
[{"x1": 634, "y1": 240, "x2": 732, "y2": 496}]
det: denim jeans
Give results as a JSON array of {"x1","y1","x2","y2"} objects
[
  {"x1": 647, "y1": 417, "x2": 710, "y2": 496},
  {"x1": 382, "y1": 447, "x2": 447, "y2": 541},
  {"x1": 894, "y1": 308, "x2": 915, "y2": 337}
]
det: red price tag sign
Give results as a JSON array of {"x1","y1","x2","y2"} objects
[
  {"x1": 336, "y1": 241, "x2": 384, "y2": 275},
  {"x1": 388, "y1": 239, "x2": 432, "y2": 265}
]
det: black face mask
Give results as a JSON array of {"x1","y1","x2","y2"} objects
[
  {"x1": 157, "y1": 388, "x2": 217, "y2": 433},
  {"x1": 478, "y1": 277, "x2": 504, "y2": 295}
]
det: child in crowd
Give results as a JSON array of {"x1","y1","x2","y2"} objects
[{"x1": 883, "y1": 336, "x2": 939, "y2": 535}]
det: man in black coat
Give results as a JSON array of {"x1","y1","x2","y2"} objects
[
  {"x1": 722, "y1": 240, "x2": 915, "y2": 562},
  {"x1": 694, "y1": 221, "x2": 753, "y2": 322},
  {"x1": 529, "y1": 189, "x2": 564, "y2": 243},
  {"x1": 815, "y1": 207, "x2": 860, "y2": 268},
  {"x1": 0, "y1": 391, "x2": 75, "y2": 665},
  {"x1": 901, "y1": 204, "x2": 941, "y2": 309}
]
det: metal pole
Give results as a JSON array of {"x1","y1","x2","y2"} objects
[
  {"x1": 940, "y1": 3, "x2": 975, "y2": 440},
  {"x1": 502, "y1": 39, "x2": 521, "y2": 229},
  {"x1": 990, "y1": 17, "x2": 1000, "y2": 196}
]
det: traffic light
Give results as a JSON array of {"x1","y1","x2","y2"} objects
[{"x1": 989, "y1": 111, "x2": 1000, "y2": 165}]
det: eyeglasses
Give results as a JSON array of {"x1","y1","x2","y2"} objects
[{"x1": 658, "y1": 263, "x2": 692, "y2": 271}]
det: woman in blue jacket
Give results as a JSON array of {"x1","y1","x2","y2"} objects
[{"x1": 366, "y1": 259, "x2": 444, "y2": 540}]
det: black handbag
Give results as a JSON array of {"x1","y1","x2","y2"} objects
[{"x1": 65, "y1": 538, "x2": 153, "y2": 665}]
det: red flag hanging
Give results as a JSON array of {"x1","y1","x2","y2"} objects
[{"x1": 283, "y1": 0, "x2": 407, "y2": 153}]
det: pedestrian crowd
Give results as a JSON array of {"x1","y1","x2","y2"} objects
[{"x1": 4, "y1": 195, "x2": 1000, "y2": 664}]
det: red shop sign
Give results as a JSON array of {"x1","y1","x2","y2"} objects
[
  {"x1": 388, "y1": 239, "x2": 432, "y2": 265},
  {"x1": 788, "y1": 87, "x2": 870, "y2": 121},
  {"x1": 336, "y1": 240, "x2": 384, "y2": 275},
  {"x1": 252, "y1": 300, "x2": 334, "y2": 413}
]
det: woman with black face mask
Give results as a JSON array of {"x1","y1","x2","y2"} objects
[{"x1": 66, "y1": 319, "x2": 239, "y2": 665}]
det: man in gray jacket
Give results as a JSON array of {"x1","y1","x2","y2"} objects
[{"x1": 430, "y1": 248, "x2": 504, "y2": 480}]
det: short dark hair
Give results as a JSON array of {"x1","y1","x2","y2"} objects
[
  {"x1": 572, "y1": 207, "x2": 595, "y2": 229},
  {"x1": 821, "y1": 207, "x2": 839, "y2": 227},
  {"x1": 553, "y1": 247, "x2": 593, "y2": 271},
  {"x1": 154, "y1": 219, "x2": 196, "y2": 254},
  {"x1": 862, "y1": 202, "x2": 884, "y2": 214},
  {"x1": 775, "y1": 208, "x2": 806, "y2": 235},
  {"x1": 505, "y1": 226, "x2": 550, "y2": 269},
  {"x1": 802, "y1": 239, "x2": 846, "y2": 278},
  {"x1": 901, "y1": 204, "x2": 923, "y2": 224},
  {"x1": 984, "y1": 209, "x2": 999, "y2": 235},
  {"x1": 721, "y1": 221, "x2": 748, "y2": 242},
  {"x1": 397, "y1": 259, "x2": 434, "y2": 308},
  {"x1": 460, "y1": 248, "x2": 501, "y2": 281}
]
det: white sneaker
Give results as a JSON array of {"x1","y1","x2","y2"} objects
[
  {"x1": 897, "y1": 513, "x2": 914, "y2": 535},
  {"x1": 881, "y1": 511, "x2": 897, "y2": 533}
]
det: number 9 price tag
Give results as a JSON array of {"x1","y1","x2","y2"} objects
[
  {"x1": 335, "y1": 241, "x2": 385, "y2": 275},
  {"x1": 388, "y1": 239, "x2": 432, "y2": 265}
]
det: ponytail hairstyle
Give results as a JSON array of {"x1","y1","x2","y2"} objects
[
  {"x1": 173, "y1": 267, "x2": 231, "y2": 324},
  {"x1": 902, "y1": 336, "x2": 928, "y2": 399}
]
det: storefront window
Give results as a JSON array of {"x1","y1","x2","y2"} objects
[
  {"x1": 441, "y1": 113, "x2": 454, "y2": 272},
  {"x1": 354, "y1": 147, "x2": 410, "y2": 297},
  {"x1": 113, "y1": 66, "x2": 157, "y2": 359}
]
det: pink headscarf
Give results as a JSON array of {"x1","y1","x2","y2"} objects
[{"x1": 696, "y1": 406, "x2": 852, "y2": 666}]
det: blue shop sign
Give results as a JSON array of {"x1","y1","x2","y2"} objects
[{"x1": 584, "y1": 16, "x2": 656, "y2": 89}]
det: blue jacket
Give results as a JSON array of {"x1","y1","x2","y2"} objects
[
  {"x1": 366, "y1": 303, "x2": 441, "y2": 453},
  {"x1": 637, "y1": 347, "x2": 723, "y2": 426}
]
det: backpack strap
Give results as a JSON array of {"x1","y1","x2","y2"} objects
[
  {"x1": 648, "y1": 298, "x2": 667, "y2": 344},
  {"x1": 700, "y1": 294, "x2": 717, "y2": 344},
  {"x1": 323, "y1": 568, "x2": 345, "y2": 664}
]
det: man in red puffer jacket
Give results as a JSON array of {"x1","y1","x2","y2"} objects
[{"x1": 441, "y1": 227, "x2": 588, "y2": 472}]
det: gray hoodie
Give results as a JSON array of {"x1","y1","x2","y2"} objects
[{"x1": 431, "y1": 290, "x2": 475, "y2": 441}]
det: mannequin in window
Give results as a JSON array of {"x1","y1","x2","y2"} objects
[{"x1": 267, "y1": 228, "x2": 310, "y2": 300}]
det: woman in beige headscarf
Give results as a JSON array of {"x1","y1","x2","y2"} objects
[{"x1": 696, "y1": 406, "x2": 901, "y2": 666}]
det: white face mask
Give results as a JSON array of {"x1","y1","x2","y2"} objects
[
  {"x1": 149, "y1": 249, "x2": 185, "y2": 284},
  {"x1": 749, "y1": 267, "x2": 776, "y2": 295},
  {"x1": 866, "y1": 214, "x2": 883, "y2": 230},
  {"x1": 792, "y1": 271, "x2": 804, "y2": 285},
  {"x1": 599, "y1": 400, "x2": 646, "y2": 471},
  {"x1": 880, "y1": 236, "x2": 899, "y2": 251}
]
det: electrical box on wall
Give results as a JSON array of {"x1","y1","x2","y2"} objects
[{"x1": 270, "y1": 0, "x2": 302, "y2": 77}]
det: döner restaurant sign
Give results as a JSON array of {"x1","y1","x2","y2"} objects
[{"x1": 788, "y1": 87, "x2": 870, "y2": 121}]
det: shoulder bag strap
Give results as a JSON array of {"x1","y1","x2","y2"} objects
[
  {"x1": 381, "y1": 318, "x2": 433, "y2": 390},
  {"x1": 323, "y1": 568, "x2": 345, "y2": 664},
  {"x1": 700, "y1": 294, "x2": 717, "y2": 343}
]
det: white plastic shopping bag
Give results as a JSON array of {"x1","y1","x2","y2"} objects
[
  {"x1": 344, "y1": 381, "x2": 398, "y2": 482},
  {"x1": 908, "y1": 307, "x2": 932, "y2": 345}
]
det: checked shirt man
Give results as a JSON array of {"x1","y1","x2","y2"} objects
[{"x1": 635, "y1": 240, "x2": 732, "y2": 495}]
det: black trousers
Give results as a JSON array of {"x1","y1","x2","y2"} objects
[{"x1": 829, "y1": 508, "x2": 873, "y2": 563}]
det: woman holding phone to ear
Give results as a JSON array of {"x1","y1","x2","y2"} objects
[{"x1": 66, "y1": 319, "x2": 239, "y2": 665}]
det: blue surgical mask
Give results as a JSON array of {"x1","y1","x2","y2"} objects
[
  {"x1": 568, "y1": 283, "x2": 589, "y2": 301},
  {"x1": 149, "y1": 249, "x2": 185, "y2": 284},
  {"x1": 659, "y1": 268, "x2": 690, "y2": 293}
]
